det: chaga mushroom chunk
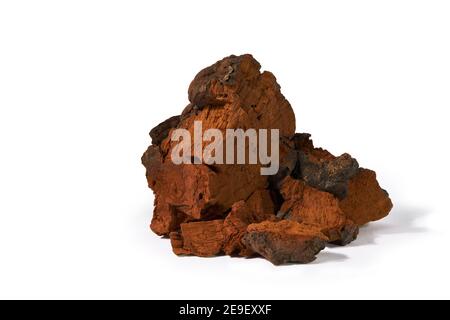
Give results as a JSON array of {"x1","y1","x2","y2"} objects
[
  {"x1": 174, "y1": 220, "x2": 225, "y2": 257},
  {"x1": 144, "y1": 54, "x2": 295, "y2": 237},
  {"x1": 279, "y1": 176, "x2": 359, "y2": 246},
  {"x1": 339, "y1": 168, "x2": 393, "y2": 225},
  {"x1": 222, "y1": 190, "x2": 276, "y2": 257},
  {"x1": 243, "y1": 220, "x2": 327, "y2": 265},
  {"x1": 292, "y1": 134, "x2": 360, "y2": 199},
  {"x1": 298, "y1": 151, "x2": 359, "y2": 199}
]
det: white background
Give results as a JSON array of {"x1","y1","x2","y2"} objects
[{"x1": 1, "y1": 1, "x2": 449, "y2": 299}]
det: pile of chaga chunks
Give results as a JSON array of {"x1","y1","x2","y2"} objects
[{"x1": 142, "y1": 54, "x2": 393, "y2": 265}]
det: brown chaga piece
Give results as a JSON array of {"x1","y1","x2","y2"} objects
[
  {"x1": 293, "y1": 134, "x2": 360, "y2": 199},
  {"x1": 243, "y1": 220, "x2": 327, "y2": 265},
  {"x1": 271, "y1": 133, "x2": 359, "y2": 199},
  {"x1": 222, "y1": 190, "x2": 276, "y2": 257},
  {"x1": 171, "y1": 220, "x2": 225, "y2": 257},
  {"x1": 299, "y1": 152, "x2": 359, "y2": 199},
  {"x1": 148, "y1": 162, "x2": 267, "y2": 236},
  {"x1": 171, "y1": 190, "x2": 276, "y2": 257},
  {"x1": 279, "y1": 176, "x2": 359, "y2": 245},
  {"x1": 146, "y1": 161, "x2": 211, "y2": 235},
  {"x1": 186, "y1": 54, "x2": 295, "y2": 138},
  {"x1": 143, "y1": 54, "x2": 295, "y2": 236},
  {"x1": 160, "y1": 54, "x2": 296, "y2": 155},
  {"x1": 339, "y1": 168, "x2": 393, "y2": 225}
]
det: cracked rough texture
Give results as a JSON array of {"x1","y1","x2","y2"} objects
[
  {"x1": 142, "y1": 54, "x2": 393, "y2": 265},
  {"x1": 279, "y1": 176, "x2": 359, "y2": 246},
  {"x1": 243, "y1": 220, "x2": 327, "y2": 265},
  {"x1": 290, "y1": 133, "x2": 360, "y2": 199},
  {"x1": 222, "y1": 190, "x2": 276, "y2": 257},
  {"x1": 172, "y1": 220, "x2": 225, "y2": 257}
]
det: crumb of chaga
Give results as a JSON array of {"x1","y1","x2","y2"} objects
[
  {"x1": 243, "y1": 220, "x2": 327, "y2": 265},
  {"x1": 339, "y1": 168, "x2": 393, "y2": 225},
  {"x1": 172, "y1": 220, "x2": 225, "y2": 257},
  {"x1": 279, "y1": 176, "x2": 359, "y2": 246}
]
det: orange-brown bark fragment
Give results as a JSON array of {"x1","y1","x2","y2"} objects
[
  {"x1": 340, "y1": 168, "x2": 393, "y2": 225},
  {"x1": 243, "y1": 220, "x2": 327, "y2": 265},
  {"x1": 279, "y1": 176, "x2": 358, "y2": 245},
  {"x1": 174, "y1": 220, "x2": 225, "y2": 257}
]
